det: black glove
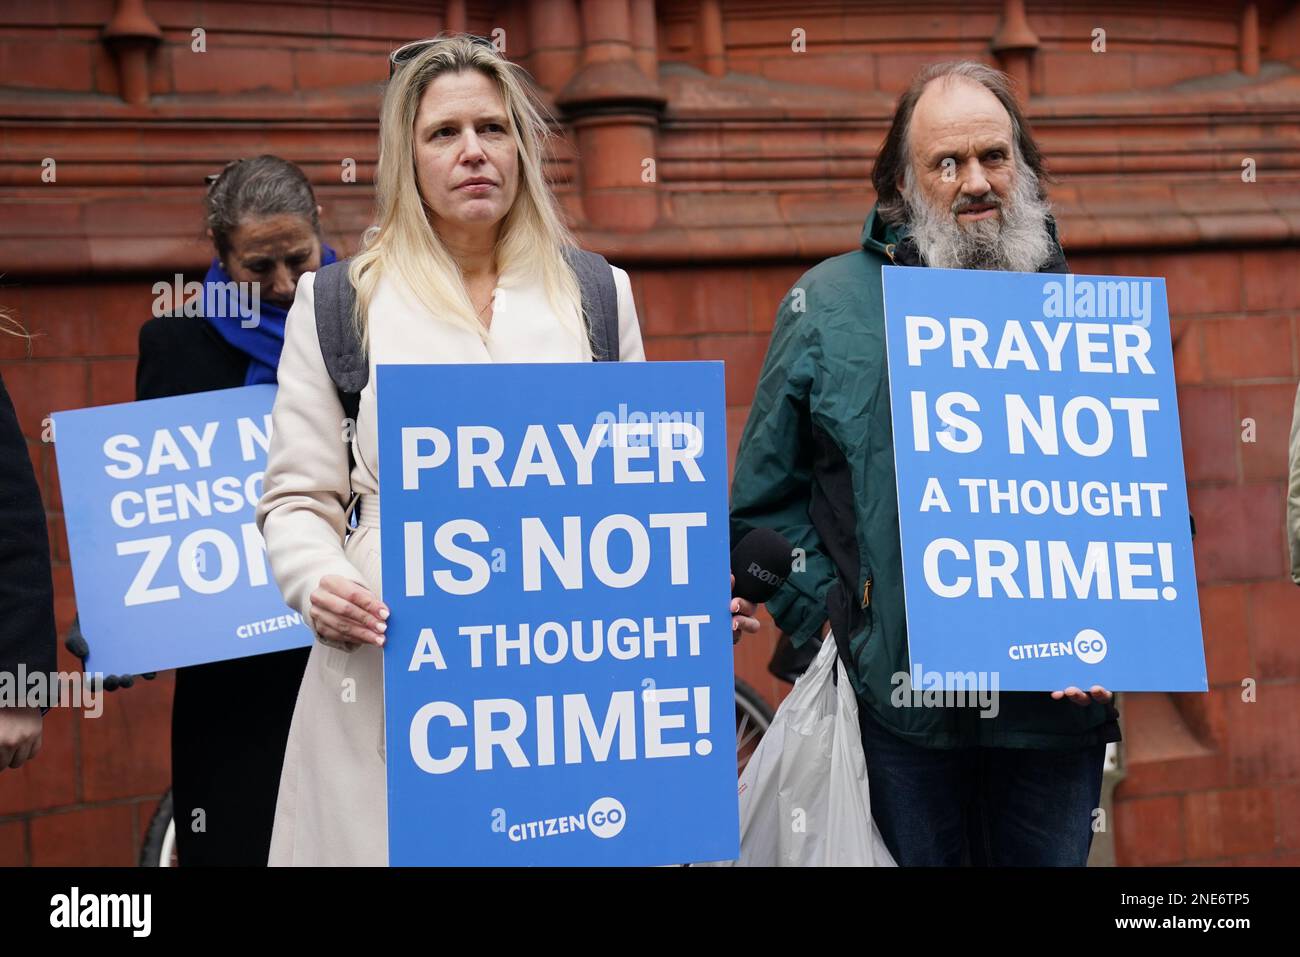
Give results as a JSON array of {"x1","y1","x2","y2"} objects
[{"x1": 64, "y1": 613, "x2": 156, "y2": 691}]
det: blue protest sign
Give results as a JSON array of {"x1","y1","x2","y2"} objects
[
  {"x1": 52, "y1": 385, "x2": 312, "y2": 675},
  {"x1": 882, "y1": 267, "x2": 1206, "y2": 692},
  {"x1": 377, "y1": 361, "x2": 739, "y2": 866}
]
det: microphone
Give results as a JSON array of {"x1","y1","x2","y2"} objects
[{"x1": 731, "y1": 527, "x2": 795, "y2": 604}]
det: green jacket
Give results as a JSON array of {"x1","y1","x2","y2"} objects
[{"x1": 730, "y1": 206, "x2": 1121, "y2": 750}]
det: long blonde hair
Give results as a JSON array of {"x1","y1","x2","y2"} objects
[{"x1": 350, "y1": 35, "x2": 588, "y2": 356}]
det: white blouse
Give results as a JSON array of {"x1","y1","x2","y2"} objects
[{"x1": 257, "y1": 263, "x2": 646, "y2": 626}]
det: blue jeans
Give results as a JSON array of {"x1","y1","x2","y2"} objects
[{"x1": 859, "y1": 704, "x2": 1106, "y2": 866}]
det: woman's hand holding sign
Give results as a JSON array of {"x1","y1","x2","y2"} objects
[
  {"x1": 310, "y1": 575, "x2": 389, "y2": 648},
  {"x1": 1051, "y1": 685, "x2": 1113, "y2": 706},
  {"x1": 311, "y1": 572, "x2": 757, "y2": 649}
]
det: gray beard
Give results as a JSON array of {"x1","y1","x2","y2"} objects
[{"x1": 902, "y1": 169, "x2": 1055, "y2": 273}]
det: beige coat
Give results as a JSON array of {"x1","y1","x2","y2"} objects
[
  {"x1": 1289, "y1": 381, "x2": 1300, "y2": 584},
  {"x1": 257, "y1": 264, "x2": 645, "y2": 865}
]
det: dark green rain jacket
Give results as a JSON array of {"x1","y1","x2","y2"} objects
[{"x1": 730, "y1": 206, "x2": 1122, "y2": 750}]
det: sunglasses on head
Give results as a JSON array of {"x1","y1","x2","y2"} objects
[{"x1": 388, "y1": 33, "x2": 498, "y2": 79}]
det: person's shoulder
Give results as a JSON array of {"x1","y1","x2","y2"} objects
[
  {"x1": 800, "y1": 248, "x2": 881, "y2": 293},
  {"x1": 139, "y1": 312, "x2": 249, "y2": 367},
  {"x1": 137, "y1": 315, "x2": 248, "y2": 398},
  {"x1": 608, "y1": 263, "x2": 633, "y2": 295},
  {"x1": 139, "y1": 313, "x2": 211, "y2": 352},
  {"x1": 297, "y1": 266, "x2": 326, "y2": 296},
  {"x1": 288, "y1": 268, "x2": 320, "y2": 317},
  {"x1": 773, "y1": 249, "x2": 881, "y2": 327}
]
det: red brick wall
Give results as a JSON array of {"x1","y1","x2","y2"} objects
[
  {"x1": 1095, "y1": 245, "x2": 1300, "y2": 866},
  {"x1": 2, "y1": 0, "x2": 1298, "y2": 866}
]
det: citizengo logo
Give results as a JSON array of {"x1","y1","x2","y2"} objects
[
  {"x1": 1074, "y1": 629, "x2": 1108, "y2": 664},
  {"x1": 502, "y1": 796, "x2": 627, "y2": 843},
  {"x1": 1008, "y1": 628, "x2": 1108, "y2": 664},
  {"x1": 587, "y1": 797, "x2": 626, "y2": 839}
]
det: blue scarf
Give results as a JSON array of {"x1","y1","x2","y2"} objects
[{"x1": 201, "y1": 244, "x2": 338, "y2": 385}]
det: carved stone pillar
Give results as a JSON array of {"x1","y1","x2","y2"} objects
[
  {"x1": 529, "y1": 0, "x2": 582, "y2": 95},
  {"x1": 102, "y1": 0, "x2": 162, "y2": 106},
  {"x1": 445, "y1": 0, "x2": 467, "y2": 34},
  {"x1": 630, "y1": 0, "x2": 659, "y2": 80},
  {"x1": 990, "y1": 0, "x2": 1039, "y2": 101},
  {"x1": 556, "y1": 0, "x2": 665, "y2": 231},
  {"x1": 698, "y1": 0, "x2": 725, "y2": 78},
  {"x1": 1240, "y1": 2, "x2": 1260, "y2": 76}
]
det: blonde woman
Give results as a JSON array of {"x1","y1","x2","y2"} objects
[{"x1": 257, "y1": 36, "x2": 760, "y2": 866}]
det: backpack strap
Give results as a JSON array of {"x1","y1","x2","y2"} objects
[
  {"x1": 564, "y1": 247, "x2": 620, "y2": 362},
  {"x1": 312, "y1": 259, "x2": 365, "y2": 423},
  {"x1": 312, "y1": 259, "x2": 363, "y2": 521}
]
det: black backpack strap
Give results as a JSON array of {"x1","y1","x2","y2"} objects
[
  {"x1": 564, "y1": 247, "x2": 620, "y2": 362},
  {"x1": 312, "y1": 259, "x2": 367, "y2": 421},
  {"x1": 312, "y1": 259, "x2": 364, "y2": 520}
]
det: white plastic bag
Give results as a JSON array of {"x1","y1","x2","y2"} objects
[{"x1": 720, "y1": 633, "x2": 896, "y2": 866}]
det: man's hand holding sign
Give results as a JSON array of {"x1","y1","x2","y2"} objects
[
  {"x1": 377, "y1": 361, "x2": 742, "y2": 866},
  {"x1": 882, "y1": 267, "x2": 1206, "y2": 693}
]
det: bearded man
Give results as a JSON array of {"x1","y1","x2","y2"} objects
[{"x1": 730, "y1": 61, "x2": 1120, "y2": 866}]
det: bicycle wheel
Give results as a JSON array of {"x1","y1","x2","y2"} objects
[
  {"x1": 139, "y1": 789, "x2": 177, "y2": 867},
  {"x1": 734, "y1": 679, "x2": 774, "y2": 776}
]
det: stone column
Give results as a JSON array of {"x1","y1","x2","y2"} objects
[
  {"x1": 630, "y1": 0, "x2": 659, "y2": 80},
  {"x1": 445, "y1": 0, "x2": 467, "y2": 34},
  {"x1": 991, "y1": 0, "x2": 1039, "y2": 101},
  {"x1": 102, "y1": 0, "x2": 162, "y2": 106},
  {"x1": 698, "y1": 0, "x2": 725, "y2": 77},
  {"x1": 1240, "y1": 2, "x2": 1260, "y2": 76},
  {"x1": 556, "y1": 0, "x2": 665, "y2": 231},
  {"x1": 529, "y1": 0, "x2": 582, "y2": 95}
]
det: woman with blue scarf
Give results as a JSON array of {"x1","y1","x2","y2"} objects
[{"x1": 135, "y1": 155, "x2": 336, "y2": 865}]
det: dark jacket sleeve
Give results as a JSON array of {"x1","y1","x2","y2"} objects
[
  {"x1": 0, "y1": 371, "x2": 57, "y2": 681},
  {"x1": 729, "y1": 283, "x2": 838, "y2": 646}
]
